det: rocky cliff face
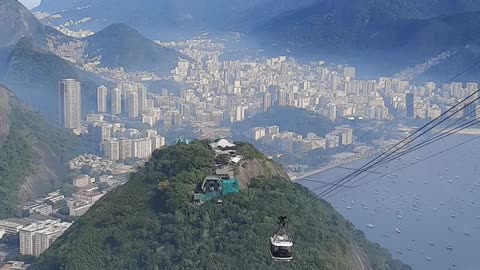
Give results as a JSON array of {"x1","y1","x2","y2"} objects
[
  {"x1": 0, "y1": 84, "x2": 12, "y2": 143},
  {"x1": 237, "y1": 157, "x2": 291, "y2": 189},
  {"x1": 0, "y1": 0, "x2": 49, "y2": 47}
]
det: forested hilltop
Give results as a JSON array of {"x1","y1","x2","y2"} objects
[{"x1": 33, "y1": 141, "x2": 410, "y2": 270}]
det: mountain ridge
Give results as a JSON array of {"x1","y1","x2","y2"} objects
[
  {"x1": 32, "y1": 141, "x2": 410, "y2": 270},
  {"x1": 84, "y1": 23, "x2": 183, "y2": 73}
]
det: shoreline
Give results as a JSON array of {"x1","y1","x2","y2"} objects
[
  {"x1": 290, "y1": 130, "x2": 480, "y2": 182},
  {"x1": 290, "y1": 152, "x2": 377, "y2": 182}
]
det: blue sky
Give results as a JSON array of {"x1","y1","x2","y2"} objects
[{"x1": 19, "y1": 0, "x2": 41, "y2": 9}]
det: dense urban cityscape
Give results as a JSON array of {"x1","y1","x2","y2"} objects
[
  {"x1": 2, "y1": 3, "x2": 480, "y2": 267},
  {"x1": 2, "y1": 34, "x2": 480, "y2": 263}
]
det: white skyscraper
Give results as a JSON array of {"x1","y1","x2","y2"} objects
[
  {"x1": 127, "y1": 91, "x2": 139, "y2": 119},
  {"x1": 97, "y1": 85, "x2": 108, "y2": 113},
  {"x1": 58, "y1": 79, "x2": 81, "y2": 129},
  {"x1": 111, "y1": 88, "x2": 122, "y2": 115}
]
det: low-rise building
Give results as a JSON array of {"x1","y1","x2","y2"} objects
[
  {"x1": 0, "y1": 220, "x2": 24, "y2": 235},
  {"x1": 68, "y1": 202, "x2": 92, "y2": 217},
  {"x1": 72, "y1": 175, "x2": 91, "y2": 188}
]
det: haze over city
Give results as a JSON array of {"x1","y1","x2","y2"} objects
[{"x1": 1, "y1": 0, "x2": 480, "y2": 269}]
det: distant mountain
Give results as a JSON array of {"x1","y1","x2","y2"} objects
[
  {"x1": 0, "y1": 84, "x2": 86, "y2": 219},
  {"x1": 1, "y1": 37, "x2": 105, "y2": 119},
  {"x1": 0, "y1": 0, "x2": 60, "y2": 48},
  {"x1": 34, "y1": 0, "x2": 315, "y2": 38},
  {"x1": 33, "y1": 141, "x2": 410, "y2": 270},
  {"x1": 85, "y1": 23, "x2": 183, "y2": 73},
  {"x1": 256, "y1": 0, "x2": 480, "y2": 79}
]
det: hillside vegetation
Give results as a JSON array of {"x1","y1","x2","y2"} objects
[
  {"x1": 34, "y1": 141, "x2": 410, "y2": 270},
  {"x1": 0, "y1": 85, "x2": 88, "y2": 219}
]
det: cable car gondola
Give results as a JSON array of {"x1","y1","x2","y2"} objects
[{"x1": 270, "y1": 215, "x2": 293, "y2": 262}]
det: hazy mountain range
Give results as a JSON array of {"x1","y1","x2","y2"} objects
[
  {"x1": 34, "y1": 0, "x2": 316, "y2": 38},
  {"x1": 0, "y1": 0, "x2": 184, "y2": 118},
  {"x1": 34, "y1": 0, "x2": 480, "y2": 80}
]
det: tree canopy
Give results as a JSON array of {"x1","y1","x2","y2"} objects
[{"x1": 33, "y1": 141, "x2": 410, "y2": 270}]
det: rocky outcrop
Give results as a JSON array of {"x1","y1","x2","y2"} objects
[
  {"x1": 0, "y1": 0, "x2": 47, "y2": 47},
  {"x1": 236, "y1": 157, "x2": 291, "y2": 189},
  {"x1": 0, "y1": 84, "x2": 12, "y2": 143}
]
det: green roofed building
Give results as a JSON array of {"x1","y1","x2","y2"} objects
[{"x1": 193, "y1": 177, "x2": 240, "y2": 205}]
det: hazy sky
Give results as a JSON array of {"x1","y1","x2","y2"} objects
[{"x1": 19, "y1": 0, "x2": 41, "y2": 9}]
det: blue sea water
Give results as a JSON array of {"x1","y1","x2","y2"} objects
[{"x1": 300, "y1": 135, "x2": 480, "y2": 270}]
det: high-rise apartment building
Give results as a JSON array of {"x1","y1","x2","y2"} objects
[
  {"x1": 263, "y1": 92, "x2": 272, "y2": 112},
  {"x1": 19, "y1": 220, "x2": 71, "y2": 257},
  {"x1": 134, "y1": 83, "x2": 147, "y2": 112},
  {"x1": 97, "y1": 85, "x2": 108, "y2": 113},
  {"x1": 127, "y1": 91, "x2": 139, "y2": 119},
  {"x1": 111, "y1": 88, "x2": 122, "y2": 115},
  {"x1": 58, "y1": 79, "x2": 81, "y2": 129},
  {"x1": 119, "y1": 139, "x2": 132, "y2": 160},
  {"x1": 103, "y1": 139, "x2": 120, "y2": 161},
  {"x1": 133, "y1": 138, "x2": 152, "y2": 159}
]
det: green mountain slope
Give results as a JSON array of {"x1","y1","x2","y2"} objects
[
  {"x1": 0, "y1": 84, "x2": 88, "y2": 219},
  {"x1": 1, "y1": 37, "x2": 104, "y2": 119},
  {"x1": 33, "y1": 141, "x2": 410, "y2": 270},
  {"x1": 85, "y1": 23, "x2": 183, "y2": 74}
]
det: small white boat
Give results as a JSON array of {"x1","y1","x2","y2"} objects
[
  {"x1": 366, "y1": 223, "x2": 376, "y2": 229},
  {"x1": 428, "y1": 241, "x2": 434, "y2": 246},
  {"x1": 346, "y1": 206, "x2": 352, "y2": 210},
  {"x1": 446, "y1": 246, "x2": 454, "y2": 251},
  {"x1": 426, "y1": 256, "x2": 432, "y2": 261},
  {"x1": 395, "y1": 227, "x2": 401, "y2": 234}
]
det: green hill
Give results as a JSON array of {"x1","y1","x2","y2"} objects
[
  {"x1": 85, "y1": 23, "x2": 183, "y2": 74},
  {"x1": 33, "y1": 141, "x2": 410, "y2": 270},
  {"x1": 0, "y1": 84, "x2": 89, "y2": 219}
]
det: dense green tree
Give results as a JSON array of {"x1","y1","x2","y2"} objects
[{"x1": 33, "y1": 142, "x2": 410, "y2": 270}]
